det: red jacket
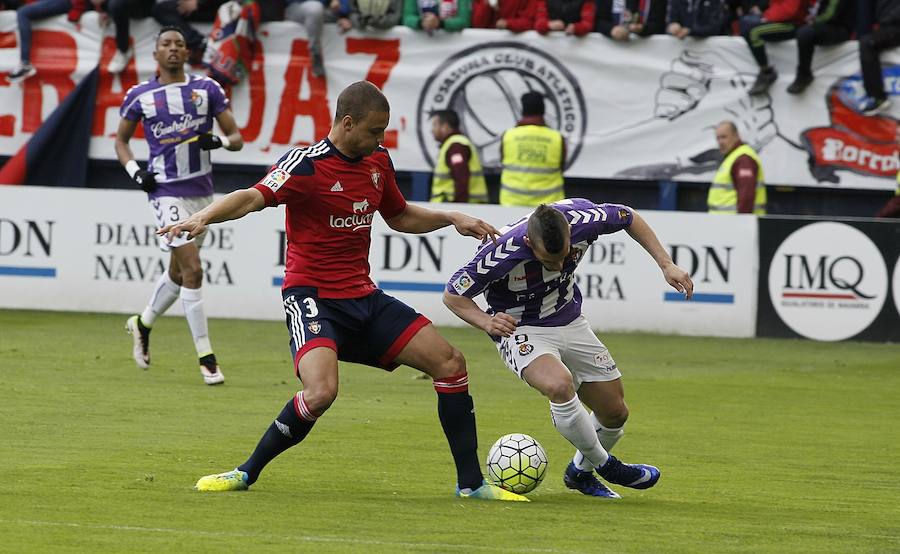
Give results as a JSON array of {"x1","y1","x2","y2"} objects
[
  {"x1": 471, "y1": 0, "x2": 538, "y2": 31},
  {"x1": 763, "y1": 0, "x2": 811, "y2": 25},
  {"x1": 535, "y1": 0, "x2": 595, "y2": 35}
]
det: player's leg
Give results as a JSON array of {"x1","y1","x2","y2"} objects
[
  {"x1": 171, "y1": 240, "x2": 222, "y2": 384},
  {"x1": 126, "y1": 199, "x2": 184, "y2": 368},
  {"x1": 559, "y1": 317, "x2": 659, "y2": 491},
  {"x1": 519, "y1": 353, "x2": 611, "y2": 469},
  {"x1": 392, "y1": 324, "x2": 527, "y2": 502},
  {"x1": 197, "y1": 290, "x2": 341, "y2": 491},
  {"x1": 577, "y1": 379, "x2": 628, "y2": 453},
  {"x1": 232, "y1": 347, "x2": 338, "y2": 486},
  {"x1": 392, "y1": 324, "x2": 482, "y2": 489}
]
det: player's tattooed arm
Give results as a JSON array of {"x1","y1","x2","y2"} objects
[
  {"x1": 442, "y1": 291, "x2": 517, "y2": 337},
  {"x1": 625, "y1": 209, "x2": 694, "y2": 299},
  {"x1": 158, "y1": 188, "x2": 265, "y2": 241}
]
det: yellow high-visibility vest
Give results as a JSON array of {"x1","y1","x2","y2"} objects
[
  {"x1": 708, "y1": 144, "x2": 767, "y2": 215},
  {"x1": 499, "y1": 125, "x2": 564, "y2": 207},
  {"x1": 430, "y1": 134, "x2": 488, "y2": 203}
]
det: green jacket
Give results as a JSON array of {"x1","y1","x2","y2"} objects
[{"x1": 403, "y1": 0, "x2": 471, "y2": 31}]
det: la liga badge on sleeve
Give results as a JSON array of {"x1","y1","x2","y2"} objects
[{"x1": 262, "y1": 169, "x2": 290, "y2": 191}]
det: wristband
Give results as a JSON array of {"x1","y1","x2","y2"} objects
[
  {"x1": 219, "y1": 135, "x2": 231, "y2": 149},
  {"x1": 125, "y1": 160, "x2": 140, "y2": 179}
]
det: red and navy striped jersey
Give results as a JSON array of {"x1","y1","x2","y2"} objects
[{"x1": 253, "y1": 139, "x2": 407, "y2": 298}]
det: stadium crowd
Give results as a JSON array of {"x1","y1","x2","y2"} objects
[
  {"x1": 0, "y1": 0, "x2": 886, "y2": 98},
  {"x1": 0, "y1": 0, "x2": 898, "y2": 216}
]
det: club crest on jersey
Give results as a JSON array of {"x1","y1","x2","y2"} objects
[
  {"x1": 370, "y1": 169, "x2": 381, "y2": 189},
  {"x1": 452, "y1": 272, "x2": 475, "y2": 294},
  {"x1": 262, "y1": 168, "x2": 289, "y2": 191},
  {"x1": 190, "y1": 90, "x2": 204, "y2": 108},
  {"x1": 307, "y1": 321, "x2": 321, "y2": 334},
  {"x1": 518, "y1": 343, "x2": 534, "y2": 356}
]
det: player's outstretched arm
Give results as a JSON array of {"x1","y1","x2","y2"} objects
[
  {"x1": 158, "y1": 188, "x2": 266, "y2": 241},
  {"x1": 385, "y1": 204, "x2": 499, "y2": 242},
  {"x1": 442, "y1": 291, "x2": 517, "y2": 337},
  {"x1": 625, "y1": 209, "x2": 694, "y2": 299}
]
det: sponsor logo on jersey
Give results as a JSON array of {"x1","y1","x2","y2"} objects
[
  {"x1": 352, "y1": 199, "x2": 370, "y2": 213},
  {"x1": 452, "y1": 272, "x2": 475, "y2": 294},
  {"x1": 330, "y1": 181, "x2": 343, "y2": 192},
  {"x1": 518, "y1": 343, "x2": 534, "y2": 356},
  {"x1": 330, "y1": 199, "x2": 374, "y2": 231},
  {"x1": 262, "y1": 168, "x2": 289, "y2": 192},
  {"x1": 150, "y1": 114, "x2": 206, "y2": 138},
  {"x1": 307, "y1": 321, "x2": 321, "y2": 334}
]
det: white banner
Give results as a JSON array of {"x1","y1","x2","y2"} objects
[
  {"x1": 0, "y1": 186, "x2": 757, "y2": 337},
  {"x1": 2, "y1": 13, "x2": 900, "y2": 190}
]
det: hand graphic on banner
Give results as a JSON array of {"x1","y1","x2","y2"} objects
[{"x1": 616, "y1": 50, "x2": 780, "y2": 179}]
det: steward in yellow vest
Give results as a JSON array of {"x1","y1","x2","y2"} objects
[
  {"x1": 429, "y1": 110, "x2": 488, "y2": 203},
  {"x1": 500, "y1": 92, "x2": 565, "y2": 207},
  {"x1": 708, "y1": 121, "x2": 767, "y2": 214}
]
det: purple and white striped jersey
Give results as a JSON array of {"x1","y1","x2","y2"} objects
[
  {"x1": 120, "y1": 74, "x2": 229, "y2": 198},
  {"x1": 446, "y1": 198, "x2": 634, "y2": 327}
]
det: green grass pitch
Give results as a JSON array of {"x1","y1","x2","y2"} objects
[{"x1": 1, "y1": 309, "x2": 898, "y2": 553}]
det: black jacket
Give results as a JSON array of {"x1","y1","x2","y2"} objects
[
  {"x1": 595, "y1": 0, "x2": 666, "y2": 35},
  {"x1": 667, "y1": 0, "x2": 728, "y2": 36}
]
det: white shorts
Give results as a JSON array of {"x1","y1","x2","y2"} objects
[
  {"x1": 495, "y1": 315, "x2": 621, "y2": 389},
  {"x1": 149, "y1": 195, "x2": 212, "y2": 251}
]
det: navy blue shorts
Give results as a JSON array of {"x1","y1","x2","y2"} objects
[{"x1": 282, "y1": 287, "x2": 431, "y2": 376}]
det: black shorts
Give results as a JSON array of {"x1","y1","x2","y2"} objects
[{"x1": 282, "y1": 286, "x2": 431, "y2": 376}]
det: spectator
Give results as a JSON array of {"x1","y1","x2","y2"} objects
[
  {"x1": 595, "y1": 0, "x2": 635, "y2": 40},
  {"x1": 471, "y1": 0, "x2": 536, "y2": 31},
  {"x1": 429, "y1": 109, "x2": 488, "y2": 203},
  {"x1": 877, "y1": 126, "x2": 900, "y2": 217},
  {"x1": 152, "y1": 0, "x2": 211, "y2": 65},
  {"x1": 342, "y1": 0, "x2": 402, "y2": 30},
  {"x1": 499, "y1": 91, "x2": 566, "y2": 207},
  {"x1": 284, "y1": 0, "x2": 348, "y2": 77},
  {"x1": 106, "y1": 0, "x2": 155, "y2": 73},
  {"x1": 857, "y1": 0, "x2": 900, "y2": 114},
  {"x1": 708, "y1": 120, "x2": 766, "y2": 214},
  {"x1": 535, "y1": 0, "x2": 595, "y2": 35},
  {"x1": 403, "y1": 0, "x2": 472, "y2": 32},
  {"x1": 786, "y1": 0, "x2": 854, "y2": 94},
  {"x1": 666, "y1": 0, "x2": 728, "y2": 40},
  {"x1": 740, "y1": 0, "x2": 812, "y2": 95},
  {"x1": 8, "y1": 0, "x2": 74, "y2": 83},
  {"x1": 629, "y1": 0, "x2": 667, "y2": 35}
]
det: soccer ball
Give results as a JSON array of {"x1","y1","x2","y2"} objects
[{"x1": 486, "y1": 433, "x2": 548, "y2": 494}]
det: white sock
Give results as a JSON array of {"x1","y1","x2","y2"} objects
[
  {"x1": 180, "y1": 286, "x2": 213, "y2": 357},
  {"x1": 573, "y1": 413, "x2": 624, "y2": 471},
  {"x1": 549, "y1": 396, "x2": 609, "y2": 469},
  {"x1": 141, "y1": 273, "x2": 181, "y2": 327}
]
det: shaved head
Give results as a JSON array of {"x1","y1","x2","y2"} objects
[{"x1": 335, "y1": 81, "x2": 390, "y2": 123}]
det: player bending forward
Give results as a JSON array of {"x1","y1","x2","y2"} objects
[
  {"x1": 443, "y1": 200, "x2": 694, "y2": 498},
  {"x1": 160, "y1": 80, "x2": 528, "y2": 501}
]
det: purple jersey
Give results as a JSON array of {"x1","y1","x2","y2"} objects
[
  {"x1": 120, "y1": 74, "x2": 229, "y2": 198},
  {"x1": 446, "y1": 198, "x2": 634, "y2": 327}
]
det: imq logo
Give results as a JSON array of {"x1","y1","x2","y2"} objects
[
  {"x1": 416, "y1": 42, "x2": 586, "y2": 171},
  {"x1": 768, "y1": 222, "x2": 887, "y2": 341}
]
